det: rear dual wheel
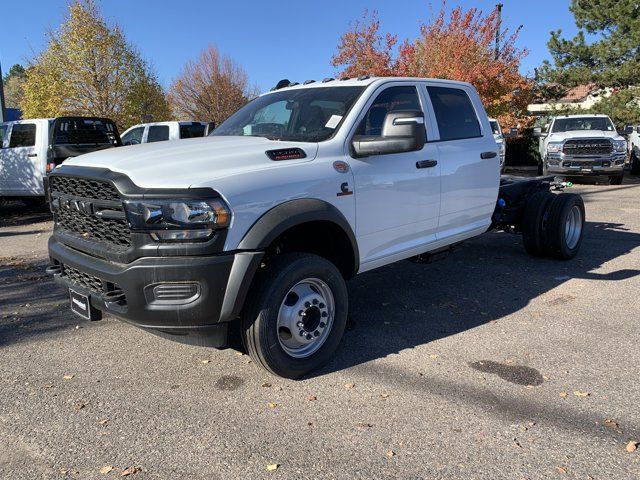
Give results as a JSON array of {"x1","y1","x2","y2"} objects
[{"x1": 522, "y1": 192, "x2": 585, "y2": 260}]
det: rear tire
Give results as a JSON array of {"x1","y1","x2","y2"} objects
[
  {"x1": 544, "y1": 194, "x2": 585, "y2": 260},
  {"x1": 22, "y1": 196, "x2": 47, "y2": 207},
  {"x1": 608, "y1": 174, "x2": 623, "y2": 185},
  {"x1": 241, "y1": 253, "x2": 348, "y2": 379},
  {"x1": 522, "y1": 191, "x2": 555, "y2": 257}
]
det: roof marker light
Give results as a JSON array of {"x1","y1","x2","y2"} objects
[{"x1": 322, "y1": 77, "x2": 335, "y2": 83}]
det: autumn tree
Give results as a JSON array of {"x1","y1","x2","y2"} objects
[
  {"x1": 332, "y1": 3, "x2": 533, "y2": 127},
  {"x1": 2, "y1": 64, "x2": 27, "y2": 109},
  {"x1": 21, "y1": 0, "x2": 171, "y2": 129},
  {"x1": 169, "y1": 45, "x2": 258, "y2": 125}
]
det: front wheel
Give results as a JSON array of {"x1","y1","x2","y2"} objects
[
  {"x1": 544, "y1": 194, "x2": 585, "y2": 260},
  {"x1": 241, "y1": 253, "x2": 348, "y2": 379},
  {"x1": 631, "y1": 152, "x2": 640, "y2": 175}
]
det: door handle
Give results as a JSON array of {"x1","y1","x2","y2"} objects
[
  {"x1": 27, "y1": 153, "x2": 38, "y2": 157},
  {"x1": 416, "y1": 159, "x2": 438, "y2": 169},
  {"x1": 480, "y1": 151, "x2": 497, "y2": 159}
]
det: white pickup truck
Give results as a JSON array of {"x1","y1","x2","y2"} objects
[
  {"x1": 534, "y1": 114, "x2": 627, "y2": 184},
  {"x1": 46, "y1": 77, "x2": 584, "y2": 378},
  {"x1": 120, "y1": 121, "x2": 214, "y2": 146}
]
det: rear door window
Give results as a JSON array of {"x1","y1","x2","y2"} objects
[
  {"x1": 9, "y1": 123, "x2": 37, "y2": 148},
  {"x1": 427, "y1": 86, "x2": 481, "y2": 141},
  {"x1": 122, "y1": 127, "x2": 144, "y2": 146},
  {"x1": 179, "y1": 123, "x2": 207, "y2": 139},
  {"x1": 147, "y1": 125, "x2": 170, "y2": 143}
]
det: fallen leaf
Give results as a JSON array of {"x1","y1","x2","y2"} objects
[
  {"x1": 344, "y1": 383, "x2": 354, "y2": 390},
  {"x1": 261, "y1": 382, "x2": 271, "y2": 388},
  {"x1": 100, "y1": 466, "x2": 113, "y2": 474},
  {"x1": 120, "y1": 466, "x2": 140, "y2": 476},
  {"x1": 266, "y1": 464, "x2": 279, "y2": 472},
  {"x1": 379, "y1": 393, "x2": 390, "y2": 400},
  {"x1": 556, "y1": 466, "x2": 567, "y2": 474},
  {"x1": 559, "y1": 392, "x2": 568, "y2": 398},
  {"x1": 429, "y1": 354, "x2": 439, "y2": 360},
  {"x1": 63, "y1": 375, "x2": 74, "y2": 381},
  {"x1": 267, "y1": 402, "x2": 278, "y2": 408},
  {"x1": 356, "y1": 423, "x2": 373, "y2": 428},
  {"x1": 74, "y1": 402, "x2": 86, "y2": 410},
  {"x1": 573, "y1": 391, "x2": 590, "y2": 397},
  {"x1": 626, "y1": 441, "x2": 638, "y2": 453},
  {"x1": 386, "y1": 450, "x2": 396, "y2": 457},
  {"x1": 512, "y1": 440, "x2": 522, "y2": 449},
  {"x1": 99, "y1": 419, "x2": 109, "y2": 425},
  {"x1": 307, "y1": 395, "x2": 317, "y2": 401},
  {"x1": 43, "y1": 384, "x2": 54, "y2": 389},
  {"x1": 235, "y1": 352, "x2": 244, "y2": 356},
  {"x1": 201, "y1": 360, "x2": 210, "y2": 364},
  {"x1": 604, "y1": 419, "x2": 619, "y2": 429}
]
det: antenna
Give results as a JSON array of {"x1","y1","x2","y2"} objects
[
  {"x1": 495, "y1": 3, "x2": 503, "y2": 60},
  {"x1": 0, "y1": 60, "x2": 6, "y2": 122}
]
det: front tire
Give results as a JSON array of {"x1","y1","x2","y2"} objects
[
  {"x1": 241, "y1": 253, "x2": 348, "y2": 379},
  {"x1": 631, "y1": 152, "x2": 640, "y2": 175},
  {"x1": 522, "y1": 191, "x2": 555, "y2": 257},
  {"x1": 608, "y1": 174, "x2": 623, "y2": 185}
]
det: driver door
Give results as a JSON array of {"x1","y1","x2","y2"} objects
[{"x1": 348, "y1": 84, "x2": 441, "y2": 269}]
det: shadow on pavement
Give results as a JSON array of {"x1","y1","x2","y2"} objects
[
  {"x1": 0, "y1": 201, "x2": 51, "y2": 228},
  {"x1": 318, "y1": 221, "x2": 640, "y2": 376}
]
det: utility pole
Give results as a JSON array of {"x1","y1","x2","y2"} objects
[
  {"x1": 495, "y1": 3, "x2": 503, "y2": 61},
  {"x1": 0, "y1": 59, "x2": 6, "y2": 123}
]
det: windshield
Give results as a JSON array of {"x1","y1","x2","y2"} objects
[
  {"x1": 551, "y1": 117, "x2": 615, "y2": 133},
  {"x1": 212, "y1": 86, "x2": 365, "y2": 142},
  {"x1": 489, "y1": 120, "x2": 501, "y2": 135}
]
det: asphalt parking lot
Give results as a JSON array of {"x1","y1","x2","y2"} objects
[{"x1": 1, "y1": 176, "x2": 639, "y2": 480}]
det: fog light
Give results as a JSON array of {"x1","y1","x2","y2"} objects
[{"x1": 144, "y1": 283, "x2": 201, "y2": 305}]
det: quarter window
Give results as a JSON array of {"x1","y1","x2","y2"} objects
[
  {"x1": 9, "y1": 123, "x2": 37, "y2": 148},
  {"x1": 427, "y1": 86, "x2": 481, "y2": 141},
  {"x1": 0, "y1": 124, "x2": 8, "y2": 145},
  {"x1": 147, "y1": 125, "x2": 170, "y2": 143},
  {"x1": 179, "y1": 124, "x2": 207, "y2": 139}
]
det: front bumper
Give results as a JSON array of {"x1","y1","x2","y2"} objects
[
  {"x1": 545, "y1": 151, "x2": 626, "y2": 176},
  {"x1": 48, "y1": 237, "x2": 263, "y2": 347}
]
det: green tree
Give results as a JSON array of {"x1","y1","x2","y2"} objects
[
  {"x1": 21, "y1": 0, "x2": 171, "y2": 129},
  {"x1": 541, "y1": 0, "x2": 640, "y2": 88},
  {"x1": 2, "y1": 64, "x2": 27, "y2": 109}
]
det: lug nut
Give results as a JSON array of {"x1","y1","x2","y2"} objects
[
  {"x1": 296, "y1": 321, "x2": 304, "y2": 328},
  {"x1": 321, "y1": 312, "x2": 327, "y2": 318},
  {"x1": 305, "y1": 302, "x2": 311, "y2": 308},
  {"x1": 319, "y1": 303, "x2": 325, "y2": 309},
  {"x1": 299, "y1": 330, "x2": 305, "y2": 337},
  {"x1": 314, "y1": 330, "x2": 320, "y2": 337},
  {"x1": 319, "y1": 322, "x2": 325, "y2": 328},
  {"x1": 312, "y1": 299, "x2": 318, "y2": 305},
  {"x1": 298, "y1": 310, "x2": 305, "y2": 316},
  {"x1": 306, "y1": 334, "x2": 312, "y2": 340}
]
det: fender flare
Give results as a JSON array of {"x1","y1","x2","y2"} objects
[
  {"x1": 238, "y1": 199, "x2": 359, "y2": 270},
  {"x1": 219, "y1": 200, "x2": 359, "y2": 323}
]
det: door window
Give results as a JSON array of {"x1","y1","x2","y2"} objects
[
  {"x1": 147, "y1": 125, "x2": 170, "y2": 143},
  {"x1": 0, "y1": 124, "x2": 8, "y2": 146},
  {"x1": 356, "y1": 86, "x2": 423, "y2": 137},
  {"x1": 9, "y1": 123, "x2": 37, "y2": 148},
  {"x1": 121, "y1": 127, "x2": 144, "y2": 145},
  {"x1": 427, "y1": 86, "x2": 481, "y2": 141}
]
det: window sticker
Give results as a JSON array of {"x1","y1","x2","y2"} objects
[{"x1": 325, "y1": 115, "x2": 343, "y2": 129}]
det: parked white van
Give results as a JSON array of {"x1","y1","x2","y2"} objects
[
  {"x1": 120, "y1": 121, "x2": 215, "y2": 146},
  {"x1": 0, "y1": 117, "x2": 121, "y2": 204}
]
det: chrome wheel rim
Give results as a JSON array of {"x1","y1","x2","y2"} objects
[
  {"x1": 276, "y1": 278, "x2": 335, "y2": 359},
  {"x1": 564, "y1": 205, "x2": 582, "y2": 249}
]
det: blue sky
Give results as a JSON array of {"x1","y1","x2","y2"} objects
[{"x1": 1, "y1": 0, "x2": 578, "y2": 92}]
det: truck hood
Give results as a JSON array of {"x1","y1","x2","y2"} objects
[
  {"x1": 61, "y1": 136, "x2": 319, "y2": 188},
  {"x1": 547, "y1": 130, "x2": 624, "y2": 142}
]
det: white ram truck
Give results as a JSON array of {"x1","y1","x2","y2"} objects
[
  {"x1": 534, "y1": 114, "x2": 627, "y2": 184},
  {"x1": 46, "y1": 77, "x2": 585, "y2": 378}
]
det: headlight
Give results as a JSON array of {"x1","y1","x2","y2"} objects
[
  {"x1": 547, "y1": 142, "x2": 563, "y2": 153},
  {"x1": 124, "y1": 198, "x2": 231, "y2": 242},
  {"x1": 613, "y1": 140, "x2": 627, "y2": 152}
]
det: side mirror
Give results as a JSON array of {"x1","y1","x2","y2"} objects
[
  {"x1": 503, "y1": 128, "x2": 518, "y2": 139},
  {"x1": 533, "y1": 127, "x2": 546, "y2": 138},
  {"x1": 352, "y1": 110, "x2": 425, "y2": 157},
  {"x1": 623, "y1": 125, "x2": 634, "y2": 135}
]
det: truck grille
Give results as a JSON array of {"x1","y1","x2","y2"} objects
[
  {"x1": 562, "y1": 139, "x2": 612, "y2": 156},
  {"x1": 49, "y1": 175, "x2": 132, "y2": 250},
  {"x1": 59, "y1": 263, "x2": 125, "y2": 302}
]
